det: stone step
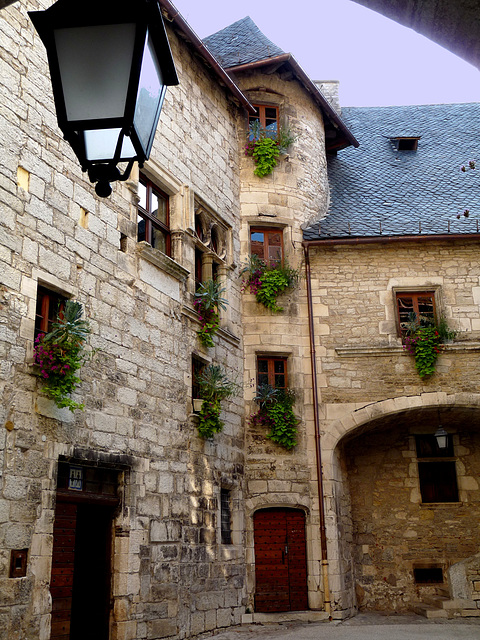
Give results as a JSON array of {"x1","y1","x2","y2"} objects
[{"x1": 412, "y1": 603, "x2": 448, "y2": 619}]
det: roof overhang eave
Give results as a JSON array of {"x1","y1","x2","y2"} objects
[
  {"x1": 227, "y1": 54, "x2": 359, "y2": 150},
  {"x1": 302, "y1": 233, "x2": 480, "y2": 249}
]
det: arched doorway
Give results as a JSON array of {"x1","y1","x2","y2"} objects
[
  {"x1": 253, "y1": 508, "x2": 308, "y2": 612},
  {"x1": 336, "y1": 405, "x2": 480, "y2": 612}
]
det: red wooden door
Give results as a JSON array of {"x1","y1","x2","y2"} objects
[
  {"x1": 253, "y1": 508, "x2": 308, "y2": 612},
  {"x1": 50, "y1": 502, "x2": 77, "y2": 640}
]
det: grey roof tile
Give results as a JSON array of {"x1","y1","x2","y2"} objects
[
  {"x1": 303, "y1": 103, "x2": 480, "y2": 241},
  {"x1": 203, "y1": 16, "x2": 284, "y2": 68}
]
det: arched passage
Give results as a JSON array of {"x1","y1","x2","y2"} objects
[{"x1": 325, "y1": 398, "x2": 480, "y2": 613}]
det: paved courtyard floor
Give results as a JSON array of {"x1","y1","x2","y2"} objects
[{"x1": 203, "y1": 614, "x2": 480, "y2": 640}]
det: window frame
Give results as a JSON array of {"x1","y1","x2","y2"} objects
[
  {"x1": 249, "y1": 104, "x2": 279, "y2": 135},
  {"x1": 35, "y1": 286, "x2": 66, "y2": 340},
  {"x1": 415, "y1": 434, "x2": 459, "y2": 504},
  {"x1": 220, "y1": 488, "x2": 232, "y2": 545},
  {"x1": 137, "y1": 174, "x2": 171, "y2": 256},
  {"x1": 257, "y1": 356, "x2": 288, "y2": 390},
  {"x1": 250, "y1": 227, "x2": 284, "y2": 267},
  {"x1": 395, "y1": 290, "x2": 436, "y2": 337}
]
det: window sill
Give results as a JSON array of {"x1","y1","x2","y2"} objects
[
  {"x1": 335, "y1": 341, "x2": 480, "y2": 358},
  {"x1": 419, "y1": 502, "x2": 462, "y2": 507},
  {"x1": 136, "y1": 242, "x2": 189, "y2": 282}
]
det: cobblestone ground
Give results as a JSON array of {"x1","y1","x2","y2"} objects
[{"x1": 200, "y1": 614, "x2": 480, "y2": 640}]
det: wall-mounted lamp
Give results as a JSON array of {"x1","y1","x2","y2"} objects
[{"x1": 29, "y1": 0, "x2": 178, "y2": 197}]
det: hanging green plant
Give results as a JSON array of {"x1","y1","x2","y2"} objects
[
  {"x1": 34, "y1": 300, "x2": 91, "y2": 411},
  {"x1": 252, "y1": 137, "x2": 280, "y2": 177},
  {"x1": 245, "y1": 122, "x2": 297, "y2": 177},
  {"x1": 241, "y1": 254, "x2": 299, "y2": 312},
  {"x1": 402, "y1": 312, "x2": 456, "y2": 378},
  {"x1": 195, "y1": 364, "x2": 237, "y2": 438},
  {"x1": 404, "y1": 326, "x2": 441, "y2": 378},
  {"x1": 249, "y1": 384, "x2": 299, "y2": 450},
  {"x1": 194, "y1": 279, "x2": 228, "y2": 348}
]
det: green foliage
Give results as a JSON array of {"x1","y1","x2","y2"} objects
[
  {"x1": 404, "y1": 326, "x2": 441, "y2": 378},
  {"x1": 197, "y1": 398, "x2": 223, "y2": 439},
  {"x1": 245, "y1": 122, "x2": 297, "y2": 177},
  {"x1": 241, "y1": 256, "x2": 299, "y2": 312},
  {"x1": 34, "y1": 300, "x2": 91, "y2": 411},
  {"x1": 436, "y1": 315, "x2": 457, "y2": 342},
  {"x1": 195, "y1": 365, "x2": 236, "y2": 439},
  {"x1": 194, "y1": 280, "x2": 228, "y2": 347},
  {"x1": 250, "y1": 385, "x2": 299, "y2": 450},
  {"x1": 252, "y1": 137, "x2": 280, "y2": 177}
]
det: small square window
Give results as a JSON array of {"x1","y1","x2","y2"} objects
[
  {"x1": 35, "y1": 286, "x2": 66, "y2": 340},
  {"x1": 396, "y1": 291, "x2": 436, "y2": 336},
  {"x1": 250, "y1": 228, "x2": 283, "y2": 267},
  {"x1": 257, "y1": 356, "x2": 287, "y2": 390},
  {"x1": 249, "y1": 104, "x2": 279, "y2": 137},
  {"x1": 138, "y1": 174, "x2": 170, "y2": 256},
  {"x1": 415, "y1": 435, "x2": 459, "y2": 503}
]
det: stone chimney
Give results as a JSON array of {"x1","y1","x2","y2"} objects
[{"x1": 314, "y1": 80, "x2": 341, "y2": 115}]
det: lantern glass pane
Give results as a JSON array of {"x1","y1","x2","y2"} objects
[
  {"x1": 133, "y1": 31, "x2": 164, "y2": 153},
  {"x1": 54, "y1": 23, "x2": 136, "y2": 122},
  {"x1": 84, "y1": 128, "x2": 136, "y2": 162}
]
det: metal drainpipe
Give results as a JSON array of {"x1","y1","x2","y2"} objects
[{"x1": 304, "y1": 245, "x2": 331, "y2": 618}]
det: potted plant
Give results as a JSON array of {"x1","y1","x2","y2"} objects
[
  {"x1": 194, "y1": 279, "x2": 228, "y2": 348},
  {"x1": 241, "y1": 254, "x2": 299, "y2": 313},
  {"x1": 245, "y1": 121, "x2": 296, "y2": 178},
  {"x1": 249, "y1": 383, "x2": 299, "y2": 450},
  {"x1": 34, "y1": 300, "x2": 91, "y2": 411},
  {"x1": 436, "y1": 314, "x2": 458, "y2": 344},
  {"x1": 195, "y1": 364, "x2": 237, "y2": 438}
]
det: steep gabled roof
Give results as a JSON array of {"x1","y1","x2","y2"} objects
[
  {"x1": 203, "y1": 16, "x2": 284, "y2": 68},
  {"x1": 203, "y1": 16, "x2": 358, "y2": 152},
  {"x1": 303, "y1": 103, "x2": 480, "y2": 242}
]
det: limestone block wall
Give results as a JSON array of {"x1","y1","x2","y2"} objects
[
  {"x1": 306, "y1": 240, "x2": 480, "y2": 613},
  {"x1": 343, "y1": 424, "x2": 480, "y2": 611},
  {"x1": 234, "y1": 71, "x2": 331, "y2": 611},
  {"x1": 0, "y1": 3, "x2": 246, "y2": 639}
]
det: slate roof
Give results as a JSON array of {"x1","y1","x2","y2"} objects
[
  {"x1": 203, "y1": 16, "x2": 284, "y2": 68},
  {"x1": 303, "y1": 103, "x2": 480, "y2": 241}
]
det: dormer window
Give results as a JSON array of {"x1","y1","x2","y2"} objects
[
  {"x1": 249, "y1": 104, "x2": 278, "y2": 137},
  {"x1": 391, "y1": 137, "x2": 419, "y2": 151}
]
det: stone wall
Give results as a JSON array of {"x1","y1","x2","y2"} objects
[
  {"x1": 307, "y1": 239, "x2": 480, "y2": 613},
  {"x1": 0, "y1": 2, "x2": 246, "y2": 639},
  {"x1": 234, "y1": 69, "x2": 331, "y2": 611}
]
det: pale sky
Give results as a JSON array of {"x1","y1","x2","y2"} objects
[{"x1": 173, "y1": 0, "x2": 480, "y2": 108}]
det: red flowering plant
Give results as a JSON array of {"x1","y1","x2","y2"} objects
[
  {"x1": 34, "y1": 300, "x2": 90, "y2": 411},
  {"x1": 241, "y1": 254, "x2": 299, "y2": 313},
  {"x1": 194, "y1": 279, "x2": 228, "y2": 348}
]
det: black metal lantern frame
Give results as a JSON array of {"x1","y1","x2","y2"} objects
[{"x1": 29, "y1": 0, "x2": 178, "y2": 197}]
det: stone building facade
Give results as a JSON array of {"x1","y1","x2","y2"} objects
[
  {"x1": 0, "y1": 2, "x2": 252, "y2": 639},
  {"x1": 1, "y1": 2, "x2": 480, "y2": 639}
]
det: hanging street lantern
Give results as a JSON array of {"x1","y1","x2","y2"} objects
[
  {"x1": 434, "y1": 425, "x2": 449, "y2": 449},
  {"x1": 29, "y1": 0, "x2": 179, "y2": 197}
]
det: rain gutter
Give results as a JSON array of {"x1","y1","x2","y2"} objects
[
  {"x1": 304, "y1": 245, "x2": 332, "y2": 618},
  {"x1": 302, "y1": 233, "x2": 480, "y2": 249}
]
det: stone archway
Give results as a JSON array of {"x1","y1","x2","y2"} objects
[{"x1": 320, "y1": 393, "x2": 480, "y2": 614}]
